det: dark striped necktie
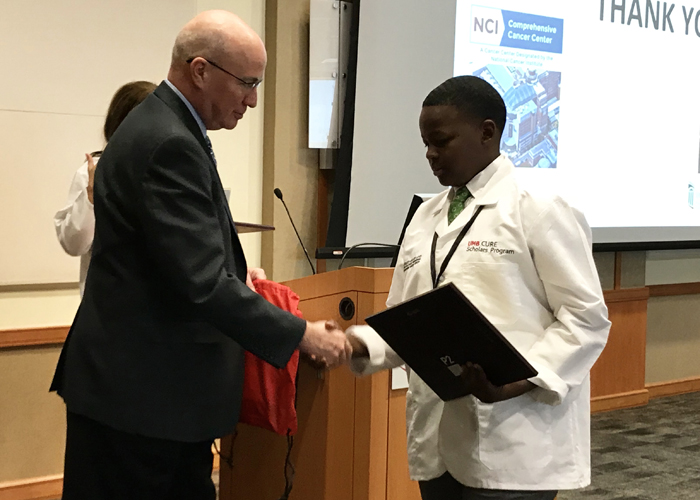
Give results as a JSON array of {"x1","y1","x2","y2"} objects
[{"x1": 205, "y1": 136, "x2": 217, "y2": 167}]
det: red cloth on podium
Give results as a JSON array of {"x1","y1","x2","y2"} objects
[{"x1": 239, "y1": 279, "x2": 301, "y2": 436}]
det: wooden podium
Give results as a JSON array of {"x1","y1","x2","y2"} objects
[{"x1": 219, "y1": 266, "x2": 421, "y2": 500}]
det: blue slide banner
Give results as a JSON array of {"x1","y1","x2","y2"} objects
[{"x1": 500, "y1": 10, "x2": 564, "y2": 54}]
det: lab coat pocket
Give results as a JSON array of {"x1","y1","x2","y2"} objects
[
  {"x1": 476, "y1": 396, "x2": 553, "y2": 470},
  {"x1": 457, "y1": 262, "x2": 522, "y2": 327}
]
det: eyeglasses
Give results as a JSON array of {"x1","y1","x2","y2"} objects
[{"x1": 186, "y1": 57, "x2": 262, "y2": 90}]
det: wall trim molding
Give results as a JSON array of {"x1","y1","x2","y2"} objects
[
  {"x1": 1, "y1": 281, "x2": 696, "y2": 350},
  {"x1": 0, "y1": 455, "x2": 221, "y2": 500},
  {"x1": 591, "y1": 378, "x2": 700, "y2": 414},
  {"x1": 0, "y1": 327, "x2": 69, "y2": 349},
  {"x1": 648, "y1": 282, "x2": 700, "y2": 297},
  {"x1": 647, "y1": 376, "x2": 700, "y2": 399},
  {"x1": 0, "y1": 474, "x2": 62, "y2": 500},
  {"x1": 602, "y1": 287, "x2": 650, "y2": 303},
  {"x1": 591, "y1": 389, "x2": 649, "y2": 413}
]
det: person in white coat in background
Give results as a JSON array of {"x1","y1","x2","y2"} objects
[
  {"x1": 54, "y1": 81, "x2": 157, "y2": 295},
  {"x1": 346, "y1": 76, "x2": 611, "y2": 500}
]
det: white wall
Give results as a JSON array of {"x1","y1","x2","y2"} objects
[
  {"x1": 0, "y1": 0, "x2": 194, "y2": 286},
  {"x1": 0, "y1": 0, "x2": 266, "y2": 330}
]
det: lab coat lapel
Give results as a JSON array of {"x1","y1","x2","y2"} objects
[{"x1": 441, "y1": 155, "x2": 515, "y2": 238}]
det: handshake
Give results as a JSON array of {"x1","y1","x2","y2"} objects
[
  {"x1": 298, "y1": 320, "x2": 368, "y2": 369},
  {"x1": 246, "y1": 269, "x2": 366, "y2": 369}
]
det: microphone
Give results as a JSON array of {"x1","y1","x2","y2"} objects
[{"x1": 274, "y1": 188, "x2": 317, "y2": 275}]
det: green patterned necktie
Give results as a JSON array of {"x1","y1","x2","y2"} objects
[{"x1": 447, "y1": 186, "x2": 471, "y2": 225}]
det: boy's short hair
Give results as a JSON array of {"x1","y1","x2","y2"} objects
[{"x1": 423, "y1": 76, "x2": 506, "y2": 137}]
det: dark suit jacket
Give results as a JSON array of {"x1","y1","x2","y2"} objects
[{"x1": 51, "y1": 82, "x2": 306, "y2": 442}]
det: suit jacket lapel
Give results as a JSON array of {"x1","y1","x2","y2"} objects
[
  {"x1": 154, "y1": 83, "x2": 211, "y2": 159},
  {"x1": 209, "y1": 161, "x2": 239, "y2": 237},
  {"x1": 153, "y1": 82, "x2": 240, "y2": 238}
]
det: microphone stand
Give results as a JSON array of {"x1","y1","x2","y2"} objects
[{"x1": 274, "y1": 188, "x2": 317, "y2": 275}]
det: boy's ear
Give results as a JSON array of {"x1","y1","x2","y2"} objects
[{"x1": 481, "y1": 119, "x2": 497, "y2": 144}]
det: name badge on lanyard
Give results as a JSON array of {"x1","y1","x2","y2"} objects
[{"x1": 430, "y1": 205, "x2": 484, "y2": 289}]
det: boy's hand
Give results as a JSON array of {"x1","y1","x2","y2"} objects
[{"x1": 460, "y1": 362, "x2": 535, "y2": 404}]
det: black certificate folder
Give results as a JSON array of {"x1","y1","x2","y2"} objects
[{"x1": 364, "y1": 283, "x2": 537, "y2": 401}]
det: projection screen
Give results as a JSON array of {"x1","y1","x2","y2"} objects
[{"x1": 341, "y1": 0, "x2": 700, "y2": 250}]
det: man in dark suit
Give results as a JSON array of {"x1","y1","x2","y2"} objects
[{"x1": 51, "y1": 10, "x2": 350, "y2": 499}]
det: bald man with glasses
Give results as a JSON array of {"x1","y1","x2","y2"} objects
[
  {"x1": 185, "y1": 56, "x2": 263, "y2": 90},
  {"x1": 51, "y1": 10, "x2": 350, "y2": 499}
]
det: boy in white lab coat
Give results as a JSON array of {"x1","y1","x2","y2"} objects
[{"x1": 347, "y1": 76, "x2": 611, "y2": 500}]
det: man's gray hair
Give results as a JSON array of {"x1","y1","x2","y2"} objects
[{"x1": 171, "y1": 26, "x2": 228, "y2": 65}]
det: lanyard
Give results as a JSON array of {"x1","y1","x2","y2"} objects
[{"x1": 430, "y1": 205, "x2": 484, "y2": 289}]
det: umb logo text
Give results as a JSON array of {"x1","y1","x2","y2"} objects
[{"x1": 470, "y1": 5, "x2": 504, "y2": 45}]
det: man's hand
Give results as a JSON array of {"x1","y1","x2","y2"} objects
[
  {"x1": 86, "y1": 153, "x2": 97, "y2": 204},
  {"x1": 245, "y1": 267, "x2": 267, "y2": 292},
  {"x1": 460, "y1": 362, "x2": 535, "y2": 404},
  {"x1": 299, "y1": 320, "x2": 352, "y2": 369}
]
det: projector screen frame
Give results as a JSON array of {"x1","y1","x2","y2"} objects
[
  {"x1": 592, "y1": 240, "x2": 700, "y2": 253},
  {"x1": 322, "y1": 0, "x2": 700, "y2": 253}
]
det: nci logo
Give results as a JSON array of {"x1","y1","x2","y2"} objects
[
  {"x1": 475, "y1": 15, "x2": 499, "y2": 33},
  {"x1": 470, "y1": 6, "x2": 504, "y2": 46}
]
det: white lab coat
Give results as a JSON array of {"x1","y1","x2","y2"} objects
[
  {"x1": 54, "y1": 160, "x2": 95, "y2": 296},
  {"x1": 350, "y1": 154, "x2": 611, "y2": 491}
]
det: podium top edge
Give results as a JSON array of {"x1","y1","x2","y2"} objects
[{"x1": 283, "y1": 267, "x2": 394, "y2": 300}]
